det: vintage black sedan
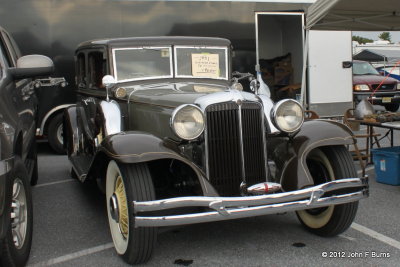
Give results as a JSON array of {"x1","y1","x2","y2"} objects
[{"x1": 64, "y1": 36, "x2": 368, "y2": 264}]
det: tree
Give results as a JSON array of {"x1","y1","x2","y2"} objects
[
  {"x1": 352, "y1": 35, "x2": 373, "y2": 44},
  {"x1": 378, "y1": 32, "x2": 392, "y2": 43}
]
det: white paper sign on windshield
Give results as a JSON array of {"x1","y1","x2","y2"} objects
[{"x1": 191, "y1": 54, "x2": 219, "y2": 78}]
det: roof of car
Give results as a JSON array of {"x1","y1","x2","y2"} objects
[{"x1": 77, "y1": 36, "x2": 231, "y2": 50}]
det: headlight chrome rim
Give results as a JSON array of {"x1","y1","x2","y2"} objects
[
  {"x1": 271, "y1": 99, "x2": 304, "y2": 133},
  {"x1": 171, "y1": 104, "x2": 205, "y2": 140}
]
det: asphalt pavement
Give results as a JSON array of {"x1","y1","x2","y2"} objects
[{"x1": 27, "y1": 138, "x2": 400, "y2": 267}]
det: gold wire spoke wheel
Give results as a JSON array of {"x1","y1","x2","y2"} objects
[
  {"x1": 114, "y1": 176, "x2": 128, "y2": 238},
  {"x1": 105, "y1": 161, "x2": 157, "y2": 264},
  {"x1": 106, "y1": 161, "x2": 130, "y2": 255}
]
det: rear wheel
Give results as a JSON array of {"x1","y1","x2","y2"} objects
[
  {"x1": 47, "y1": 113, "x2": 65, "y2": 154},
  {"x1": 106, "y1": 161, "x2": 157, "y2": 264},
  {"x1": 296, "y1": 146, "x2": 359, "y2": 237},
  {"x1": 384, "y1": 103, "x2": 399, "y2": 112},
  {"x1": 0, "y1": 157, "x2": 33, "y2": 266}
]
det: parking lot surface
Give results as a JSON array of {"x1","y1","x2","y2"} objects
[{"x1": 28, "y1": 135, "x2": 400, "y2": 266}]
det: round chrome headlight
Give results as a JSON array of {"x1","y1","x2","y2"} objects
[
  {"x1": 171, "y1": 104, "x2": 205, "y2": 140},
  {"x1": 271, "y1": 99, "x2": 304, "y2": 133}
]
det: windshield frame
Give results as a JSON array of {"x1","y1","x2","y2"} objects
[
  {"x1": 111, "y1": 46, "x2": 173, "y2": 82},
  {"x1": 173, "y1": 45, "x2": 229, "y2": 80}
]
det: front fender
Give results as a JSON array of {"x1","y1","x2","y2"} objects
[
  {"x1": 90, "y1": 132, "x2": 218, "y2": 196},
  {"x1": 269, "y1": 120, "x2": 354, "y2": 191},
  {"x1": 99, "y1": 131, "x2": 183, "y2": 163}
]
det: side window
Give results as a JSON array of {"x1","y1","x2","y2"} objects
[
  {"x1": 2, "y1": 32, "x2": 20, "y2": 66},
  {"x1": 0, "y1": 36, "x2": 12, "y2": 67},
  {"x1": 88, "y1": 51, "x2": 106, "y2": 89},
  {"x1": 76, "y1": 52, "x2": 86, "y2": 88}
]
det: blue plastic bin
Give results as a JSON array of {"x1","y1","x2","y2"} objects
[{"x1": 371, "y1": 146, "x2": 400, "y2": 185}]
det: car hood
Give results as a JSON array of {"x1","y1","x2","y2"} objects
[
  {"x1": 126, "y1": 82, "x2": 250, "y2": 108},
  {"x1": 353, "y1": 74, "x2": 398, "y2": 84}
]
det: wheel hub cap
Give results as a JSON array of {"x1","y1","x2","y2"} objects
[
  {"x1": 11, "y1": 178, "x2": 27, "y2": 249},
  {"x1": 109, "y1": 194, "x2": 119, "y2": 223}
]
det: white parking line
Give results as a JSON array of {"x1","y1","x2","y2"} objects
[
  {"x1": 34, "y1": 179, "x2": 75, "y2": 188},
  {"x1": 29, "y1": 243, "x2": 114, "y2": 266},
  {"x1": 351, "y1": 223, "x2": 400, "y2": 250}
]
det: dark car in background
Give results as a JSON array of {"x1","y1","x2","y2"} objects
[
  {"x1": 0, "y1": 26, "x2": 53, "y2": 266},
  {"x1": 353, "y1": 60, "x2": 400, "y2": 111},
  {"x1": 64, "y1": 36, "x2": 368, "y2": 264}
]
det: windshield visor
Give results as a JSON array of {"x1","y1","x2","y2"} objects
[
  {"x1": 112, "y1": 47, "x2": 173, "y2": 82},
  {"x1": 174, "y1": 46, "x2": 228, "y2": 80}
]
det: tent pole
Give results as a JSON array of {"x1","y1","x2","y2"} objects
[{"x1": 300, "y1": 30, "x2": 309, "y2": 108}]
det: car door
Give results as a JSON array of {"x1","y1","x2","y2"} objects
[{"x1": 0, "y1": 30, "x2": 36, "y2": 161}]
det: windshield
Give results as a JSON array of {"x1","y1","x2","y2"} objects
[
  {"x1": 174, "y1": 46, "x2": 228, "y2": 80},
  {"x1": 353, "y1": 61, "x2": 380, "y2": 75},
  {"x1": 112, "y1": 47, "x2": 173, "y2": 82}
]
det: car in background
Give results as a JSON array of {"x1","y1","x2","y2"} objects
[
  {"x1": 353, "y1": 60, "x2": 400, "y2": 112},
  {"x1": 376, "y1": 65, "x2": 400, "y2": 81},
  {"x1": 0, "y1": 26, "x2": 53, "y2": 266}
]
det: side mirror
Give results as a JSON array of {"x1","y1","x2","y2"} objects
[
  {"x1": 10, "y1": 55, "x2": 54, "y2": 79},
  {"x1": 342, "y1": 61, "x2": 353, "y2": 68},
  {"x1": 102, "y1": 75, "x2": 116, "y2": 89}
]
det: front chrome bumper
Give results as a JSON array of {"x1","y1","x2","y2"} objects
[{"x1": 133, "y1": 177, "x2": 369, "y2": 227}]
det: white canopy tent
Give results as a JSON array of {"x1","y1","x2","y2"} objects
[{"x1": 299, "y1": 0, "x2": 400, "y2": 107}]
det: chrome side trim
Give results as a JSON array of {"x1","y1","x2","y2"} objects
[
  {"x1": 0, "y1": 157, "x2": 14, "y2": 176},
  {"x1": 133, "y1": 177, "x2": 368, "y2": 227},
  {"x1": 38, "y1": 104, "x2": 75, "y2": 136}
]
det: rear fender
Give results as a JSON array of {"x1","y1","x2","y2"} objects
[
  {"x1": 88, "y1": 132, "x2": 218, "y2": 196},
  {"x1": 270, "y1": 120, "x2": 354, "y2": 191}
]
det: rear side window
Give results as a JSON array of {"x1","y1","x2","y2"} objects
[{"x1": 1, "y1": 31, "x2": 20, "y2": 66}]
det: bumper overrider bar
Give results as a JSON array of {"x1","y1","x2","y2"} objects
[{"x1": 133, "y1": 177, "x2": 369, "y2": 227}]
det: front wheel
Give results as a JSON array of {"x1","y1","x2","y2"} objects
[
  {"x1": 296, "y1": 146, "x2": 359, "y2": 237},
  {"x1": 106, "y1": 161, "x2": 157, "y2": 264},
  {"x1": 0, "y1": 157, "x2": 33, "y2": 266}
]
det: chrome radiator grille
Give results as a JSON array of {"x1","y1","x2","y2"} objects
[{"x1": 205, "y1": 101, "x2": 266, "y2": 196}]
